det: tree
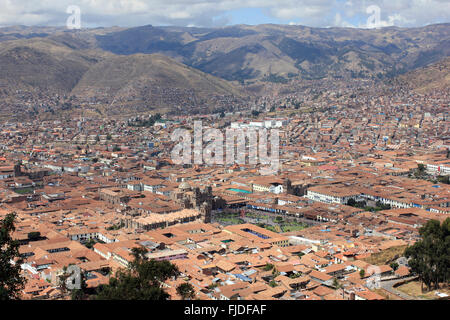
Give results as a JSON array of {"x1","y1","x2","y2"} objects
[
  {"x1": 405, "y1": 218, "x2": 450, "y2": 292},
  {"x1": 130, "y1": 246, "x2": 148, "y2": 263},
  {"x1": 70, "y1": 270, "x2": 88, "y2": 300},
  {"x1": 107, "y1": 222, "x2": 124, "y2": 231},
  {"x1": 84, "y1": 238, "x2": 96, "y2": 249},
  {"x1": 417, "y1": 164, "x2": 426, "y2": 173},
  {"x1": 207, "y1": 283, "x2": 218, "y2": 290},
  {"x1": 263, "y1": 263, "x2": 274, "y2": 271},
  {"x1": 58, "y1": 266, "x2": 89, "y2": 300},
  {"x1": 176, "y1": 282, "x2": 195, "y2": 300},
  {"x1": 437, "y1": 176, "x2": 450, "y2": 185},
  {"x1": 58, "y1": 265, "x2": 75, "y2": 295},
  {"x1": 57, "y1": 265, "x2": 90, "y2": 300},
  {"x1": 359, "y1": 269, "x2": 365, "y2": 278},
  {"x1": 153, "y1": 113, "x2": 162, "y2": 122},
  {"x1": 390, "y1": 262, "x2": 399, "y2": 271},
  {"x1": 333, "y1": 277, "x2": 342, "y2": 289},
  {"x1": 0, "y1": 213, "x2": 26, "y2": 300},
  {"x1": 95, "y1": 247, "x2": 179, "y2": 300},
  {"x1": 375, "y1": 201, "x2": 391, "y2": 211},
  {"x1": 271, "y1": 268, "x2": 280, "y2": 278}
]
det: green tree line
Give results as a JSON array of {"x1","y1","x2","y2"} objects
[{"x1": 405, "y1": 218, "x2": 450, "y2": 292}]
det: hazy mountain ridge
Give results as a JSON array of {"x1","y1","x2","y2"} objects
[
  {"x1": 0, "y1": 23, "x2": 448, "y2": 116},
  {"x1": 0, "y1": 38, "x2": 98, "y2": 93},
  {"x1": 71, "y1": 53, "x2": 245, "y2": 114},
  {"x1": 0, "y1": 33, "x2": 247, "y2": 115},
  {"x1": 90, "y1": 23, "x2": 450, "y2": 81},
  {"x1": 397, "y1": 56, "x2": 450, "y2": 93},
  {"x1": 2, "y1": 23, "x2": 449, "y2": 83}
]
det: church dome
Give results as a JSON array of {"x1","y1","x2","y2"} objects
[{"x1": 179, "y1": 181, "x2": 191, "y2": 190}]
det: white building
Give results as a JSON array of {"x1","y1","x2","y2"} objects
[{"x1": 426, "y1": 161, "x2": 450, "y2": 176}]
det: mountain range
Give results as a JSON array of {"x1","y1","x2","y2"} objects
[
  {"x1": 397, "y1": 56, "x2": 450, "y2": 93},
  {"x1": 0, "y1": 23, "x2": 449, "y2": 114}
]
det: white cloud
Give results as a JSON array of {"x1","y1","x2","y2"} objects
[
  {"x1": 334, "y1": 13, "x2": 356, "y2": 28},
  {"x1": 0, "y1": 0, "x2": 447, "y2": 28}
]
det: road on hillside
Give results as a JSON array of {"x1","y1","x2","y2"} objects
[{"x1": 379, "y1": 276, "x2": 423, "y2": 300}]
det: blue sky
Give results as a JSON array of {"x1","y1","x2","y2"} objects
[{"x1": 0, "y1": 0, "x2": 449, "y2": 28}]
